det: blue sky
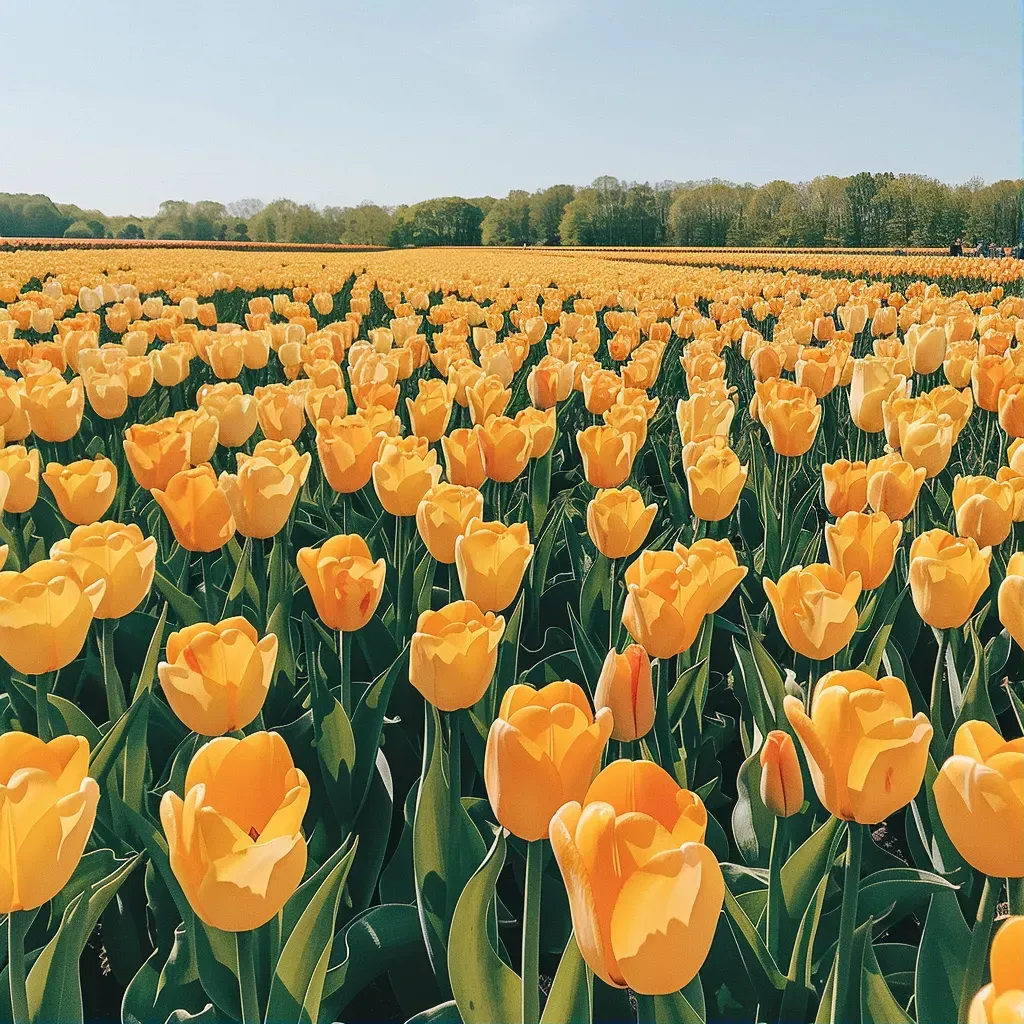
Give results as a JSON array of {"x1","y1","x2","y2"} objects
[{"x1": 3, "y1": 0, "x2": 1020, "y2": 215}]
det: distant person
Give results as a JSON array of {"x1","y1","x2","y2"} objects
[
  {"x1": 977, "y1": 240, "x2": 989, "y2": 257},
  {"x1": 949, "y1": 238, "x2": 963, "y2": 256}
]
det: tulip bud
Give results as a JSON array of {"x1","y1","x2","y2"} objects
[
  {"x1": 416, "y1": 483, "x2": 484, "y2": 564},
  {"x1": 455, "y1": 518, "x2": 534, "y2": 613},
  {"x1": 764, "y1": 564, "x2": 861, "y2": 660},
  {"x1": 586, "y1": 487, "x2": 658, "y2": 560},
  {"x1": 153, "y1": 465, "x2": 236, "y2": 552},
  {"x1": 296, "y1": 534, "x2": 386, "y2": 632},
  {"x1": 441, "y1": 426, "x2": 488, "y2": 489},
  {"x1": 759, "y1": 730, "x2": 804, "y2": 817},
  {"x1": 594, "y1": 645, "x2": 654, "y2": 741}
]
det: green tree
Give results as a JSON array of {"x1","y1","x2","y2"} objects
[
  {"x1": 529, "y1": 185, "x2": 575, "y2": 245},
  {"x1": 481, "y1": 190, "x2": 533, "y2": 245}
]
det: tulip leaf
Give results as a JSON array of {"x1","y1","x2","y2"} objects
[
  {"x1": 154, "y1": 570, "x2": 204, "y2": 626},
  {"x1": 413, "y1": 547, "x2": 437, "y2": 618},
  {"x1": 739, "y1": 604, "x2": 787, "y2": 727},
  {"x1": 722, "y1": 882, "x2": 787, "y2": 994},
  {"x1": 779, "y1": 867, "x2": 830, "y2": 1022},
  {"x1": 857, "y1": 584, "x2": 908, "y2": 678},
  {"x1": 780, "y1": 815, "x2": 843, "y2": 924},
  {"x1": 491, "y1": 591, "x2": 525, "y2": 712},
  {"x1": 27, "y1": 853, "x2": 140, "y2": 1024},
  {"x1": 89, "y1": 691, "x2": 150, "y2": 787},
  {"x1": 404, "y1": 1000, "x2": 462, "y2": 1024},
  {"x1": 667, "y1": 659, "x2": 707, "y2": 726},
  {"x1": 222, "y1": 535, "x2": 251, "y2": 613},
  {"x1": 265, "y1": 836, "x2": 358, "y2": 1024},
  {"x1": 530, "y1": 441, "x2": 554, "y2": 532},
  {"x1": 860, "y1": 934, "x2": 913, "y2": 1024},
  {"x1": 635, "y1": 979, "x2": 705, "y2": 1024},
  {"x1": 568, "y1": 604, "x2": 604, "y2": 697},
  {"x1": 122, "y1": 925, "x2": 207, "y2": 1024},
  {"x1": 731, "y1": 747, "x2": 774, "y2": 868},
  {"x1": 448, "y1": 830, "x2": 521, "y2": 1024},
  {"x1": 915, "y1": 889, "x2": 970, "y2": 1024},
  {"x1": 133, "y1": 602, "x2": 169, "y2": 702},
  {"x1": 540, "y1": 934, "x2": 591, "y2": 1024},
  {"x1": 320, "y1": 903, "x2": 428, "y2": 1020},
  {"x1": 653, "y1": 441, "x2": 688, "y2": 526},
  {"x1": 855, "y1": 867, "x2": 957, "y2": 930},
  {"x1": 46, "y1": 692, "x2": 102, "y2": 747},
  {"x1": 190, "y1": 920, "x2": 242, "y2": 1022},
  {"x1": 580, "y1": 552, "x2": 610, "y2": 634},
  {"x1": 946, "y1": 624, "x2": 997, "y2": 752}
]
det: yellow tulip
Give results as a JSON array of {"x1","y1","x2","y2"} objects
[
  {"x1": 548, "y1": 759, "x2": 721, "y2": 994},
  {"x1": 455, "y1": 518, "x2": 534, "y2": 612},
  {"x1": 158, "y1": 617, "x2": 277, "y2": 735},
  {"x1": 681, "y1": 538, "x2": 748, "y2": 613},
  {"x1": 42, "y1": 456, "x2": 117, "y2": 525},
  {"x1": 825, "y1": 511, "x2": 902, "y2": 591},
  {"x1": 953, "y1": 475, "x2": 1014, "y2": 548},
  {"x1": 909, "y1": 529, "x2": 991, "y2": 629},
  {"x1": 316, "y1": 414, "x2": 383, "y2": 494},
  {"x1": 999, "y1": 551, "x2": 1024, "y2": 648},
  {"x1": 967, "y1": 916, "x2": 1024, "y2": 1024},
  {"x1": 822, "y1": 459, "x2": 868, "y2": 517},
  {"x1": 515, "y1": 406, "x2": 557, "y2": 459},
  {"x1": 218, "y1": 440, "x2": 310, "y2": 539},
  {"x1": 594, "y1": 644, "x2": 654, "y2": 741},
  {"x1": 0, "y1": 733, "x2": 99, "y2": 912},
  {"x1": 441, "y1": 426, "x2": 488, "y2": 489},
  {"x1": 849, "y1": 358, "x2": 906, "y2": 433},
  {"x1": 296, "y1": 534, "x2": 386, "y2": 632},
  {"x1": 372, "y1": 436, "x2": 442, "y2": 516},
  {"x1": 685, "y1": 443, "x2": 748, "y2": 521},
  {"x1": 123, "y1": 423, "x2": 191, "y2": 492},
  {"x1": 160, "y1": 732, "x2": 309, "y2": 931},
  {"x1": 899, "y1": 411, "x2": 954, "y2": 478},
  {"x1": 586, "y1": 487, "x2": 658, "y2": 560},
  {"x1": 415, "y1": 483, "x2": 484, "y2": 564},
  {"x1": 21, "y1": 375, "x2": 85, "y2": 442},
  {"x1": 485, "y1": 680, "x2": 612, "y2": 840},
  {"x1": 409, "y1": 600, "x2": 504, "y2": 711},
  {"x1": 153, "y1": 465, "x2": 236, "y2": 552},
  {"x1": 577, "y1": 425, "x2": 636, "y2": 489},
  {"x1": 934, "y1": 721, "x2": 1024, "y2": 878},
  {"x1": 784, "y1": 670, "x2": 932, "y2": 823},
  {"x1": 866, "y1": 453, "x2": 926, "y2": 520},
  {"x1": 764, "y1": 564, "x2": 861, "y2": 660},
  {"x1": 479, "y1": 416, "x2": 533, "y2": 483},
  {"x1": 84, "y1": 370, "x2": 128, "y2": 420},
  {"x1": 405, "y1": 378, "x2": 454, "y2": 442},
  {"x1": 467, "y1": 374, "x2": 511, "y2": 426}
]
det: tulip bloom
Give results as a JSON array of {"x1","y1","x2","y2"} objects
[
  {"x1": 455, "y1": 518, "x2": 534, "y2": 613},
  {"x1": 296, "y1": 534, "x2": 386, "y2": 632},
  {"x1": 784, "y1": 671, "x2": 932, "y2": 823},
  {"x1": 0, "y1": 560, "x2": 105, "y2": 673},
  {"x1": 850, "y1": 358, "x2": 908, "y2": 434},
  {"x1": 479, "y1": 416, "x2": 533, "y2": 483},
  {"x1": 515, "y1": 406, "x2": 557, "y2": 459},
  {"x1": 485, "y1": 680, "x2": 612, "y2": 840},
  {"x1": 50, "y1": 522, "x2": 156, "y2": 619},
  {"x1": 621, "y1": 547, "x2": 711, "y2": 658},
  {"x1": 316, "y1": 415, "x2": 383, "y2": 494},
  {"x1": 865, "y1": 453, "x2": 926, "y2": 520},
  {"x1": 160, "y1": 732, "x2": 309, "y2": 931},
  {"x1": 675, "y1": 392, "x2": 734, "y2": 444},
  {"x1": 577, "y1": 425, "x2": 636, "y2": 489},
  {"x1": 0, "y1": 733, "x2": 99, "y2": 912},
  {"x1": 764, "y1": 564, "x2": 861, "y2": 660},
  {"x1": 84, "y1": 370, "x2": 128, "y2": 420},
  {"x1": 200, "y1": 383, "x2": 259, "y2": 448},
  {"x1": 415, "y1": 483, "x2": 484, "y2": 564},
  {"x1": 682, "y1": 538, "x2": 748, "y2": 613},
  {"x1": 825, "y1": 511, "x2": 902, "y2": 591},
  {"x1": 42, "y1": 456, "x2": 117, "y2": 525},
  {"x1": 952, "y1": 475, "x2": 1014, "y2": 548},
  {"x1": 255, "y1": 385, "x2": 306, "y2": 442},
  {"x1": 586, "y1": 487, "x2": 658, "y2": 560},
  {"x1": 685, "y1": 444, "x2": 748, "y2": 521},
  {"x1": 527, "y1": 356, "x2": 574, "y2": 409},
  {"x1": 909, "y1": 529, "x2": 991, "y2": 629},
  {"x1": 219, "y1": 441, "x2": 311, "y2": 540},
  {"x1": 822, "y1": 459, "x2": 867, "y2": 517},
  {"x1": 21, "y1": 375, "x2": 85, "y2": 442},
  {"x1": 761, "y1": 395, "x2": 821, "y2": 457},
  {"x1": 372, "y1": 436, "x2": 442, "y2": 516},
  {"x1": 934, "y1": 721, "x2": 1024, "y2": 878},
  {"x1": 967, "y1": 917, "x2": 1024, "y2": 1024},
  {"x1": 124, "y1": 423, "x2": 191, "y2": 492},
  {"x1": 153, "y1": 465, "x2": 236, "y2": 552},
  {"x1": 405, "y1": 378, "x2": 454, "y2": 441},
  {"x1": 409, "y1": 600, "x2": 504, "y2": 711},
  {"x1": 467, "y1": 374, "x2": 512, "y2": 426},
  {"x1": 441, "y1": 426, "x2": 488, "y2": 489},
  {"x1": 549, "y1": 759, "x2": 722, "y2": 994},
  {"x1": 158, "y1": 617, "x2": 277, "y2": 735},
  {"x1": 999, "y1": 551, "x2": 1024, "y2": 648},
  {"x1": 899, "y1": 411, "x2": 954, "y2": 478},
  {"x1": 760, "y1": 730, "x2": 803, "y2": 817},
  {"x1": 594, "y1": 645, "x2": 654, "y2": 741}
]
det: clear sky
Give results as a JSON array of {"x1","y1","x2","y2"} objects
[{"x1": 3, "y1": 0, "x2": 1020, "y2": 215}]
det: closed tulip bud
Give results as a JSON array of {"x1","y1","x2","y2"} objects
[
  {"x1": 866, "y1": 453, "x2": 926, "y2": 520},
  {"x1": 967, "y1": 916, "x2": 1024, "y2": 1024},
  {"x1": 436, "y1": 425, "x2": 487, "y2": 488},
  {"x1": 999, "y1": 552, "x2": 1024, "y2": 648},
  {"x1": 595, "y1": 644, "x2": 654, "y2": 741},
  {"x1": 577, "y1": 425, "x2": 636, "y2": 489},
  {"x1": 0, "y1": 560, "x2": 105, "y2": 673},
  {"x1": 316, "y1": 414, "x2": 382, "y2": 494},
  {"x1": 685, "y1": 444, "x2": 748, "y2": 521},
  {"x1": 586, "y1": 487, "x2": 658, "y2": 560},
  {"x1": 784, "y1": 671, "x2": 931, "y2": 823},
  {"x1": 219, "y1": 441, "x2": 311, "y2": 539},
  {"x1": 549, "y1": 759, "x2": 721, "y2": 994},
  {"x1": 50, "y1": 521, "x2": 156, "y2": 619},
  {"x1": 900, "y1": 411, "x2": 955, "y2": 478},
  {"x1": 479, "y1": 416, "x2": 532, "y2": 483},
  {"x1": 486, "y1": 680, "x2": 612, "y2": 840},
  {"x1": 455, "y1": 518, "x2": 533, "y2": 612},
  {"x1": 907, "y1": 324, "x2": 947, "y2": 374},
  {"x1": 160, "y1": 732, "x2": 309, "y2": 931},
  {"x1": 0, "y1": 733, "x2": 100, "y2": 912},
  {"x1": 622, "y1": 547, "x2": 711, "y2": 658},
  {"x1": 200, "y1": 384, "x2": 258, "y2": 448},
  {"x1": 416, "y1": 483, "x2": 483, "y2": 564},
  {"x1": 825, "y1": 511, "x2": 902, "y2": 591},
  {"x1": 405, "y1": 379, "x2": 454, "y2": 441},
  {"x1": 153, "y1": 465, "x2": 236, "y2": 552},
  {"x1": 764, "y1": 564, "x2": 861, "y2": 660},
  {"x1": 123, "y1": 423, "x2": 190, "y2": 492},
  {"x1": 409, "y1": 600, "x2": 504, "y2": 711},
  {"x1": 0, "y1": 445, "x2": 40, "y2": 513},
  {"x1": 759, "y1": 730, "x2": 803, "y2": 817},
  {"x1": 372, "y1": 436, "x2": 442, "y2": 516},
  {"x1": 158, "y1": 617, "x2": 277, "y2": 735},
  {"x1": 22, "y1": 375, "x2": 84, "y2": 442},
  {"x1": 849, "y1": 358, "x2": 907, "y2": 434},
  {"x1": 909, "y1": 529, "x2": 991, "y2": 629},
  {"x1": 953, "y1": 475, "x2": 1014, "y2": 548},
  {"x1": 296, "y1": 534, "x2": 386, "y2": 632},
  {"x1": 255, "y1": 385, "x2": 306, "y2": 442},
  {"x1": 682, "y1": 538, "x2": 748, "y2": 613},
  {"x1": 934, "y1": 721, "x2": 1024, "y2": 878},
  {"x1": 527, "y1": 356, "x2": 574, "y2": 409},
  {"x1": 822, "y1": 459, "x2": 868, "y2": 516},
  {"x1": 84, "y1": 370, "x2": 128, "y2": 419}
]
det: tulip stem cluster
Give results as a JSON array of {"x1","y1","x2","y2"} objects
[
  {"x1": 958, "y1": 875, "x2": 999, "y2": 1024},
  {"x1": 830, "y1": 821, "x2": 864, "y2": 1024}
]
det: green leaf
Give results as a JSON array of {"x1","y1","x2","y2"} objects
[
  {"x1": 740, "y1": 604, "x2": 786, "y2": 727},
  {"x1": 448, "y1": 830, "x2": 521, "y2": 1024},
  {"x1": 350, "y1": 645, "x2": 407, "y2": 814},
  {"x1": 405, "y1": 1001, "x2": 462, "y2": 1024},
  {"x1": 722, "y1": 883, "x2": 786, "y2": 994},
  {"x1": 947, "y1": 624, "x2": 997, "y2": 752},
  {"x1": 861, "y1": 937, "x2": 913, "y2": 1024},
  {"x1": 265, "y1": 837, "x2": 358, "y2": 1024},
  {"x1": 413, "y1": 547, "x2": 437, "y2": 618},
  {"x1": 530, "y1": 441, "x2": 553, "y2": 533},
  {"x1": 857, "y1": 867, "x2": 958, "y2": 928},
  {"x1": 89, "y1": 693, "x2": 150, "y2": 787},
  {"x1": 781, "y1": 815, "x2": 843, "y2": 925},
  {"x1": 730, "y1": 748, "x2": 774, "y2": 868},
  {"x1": 133, "y1": 603, "x2": 169, "y2": 702},
  {"x1": 857, "y1": 585, "x2": 908, "y2": 677},
  {"x1": 779, "y1": 867, "x2": 830, "y2": 1022},
  {"x1": 580, "y1": 552, "x2": 610, "y2": 634},
  {"x1": 568, "y1": 604, "x2": 605, "y2": 696},
  {"x1": 153, "y1": 571, "x2": 204, "y2": 626},
  {"x1": 636, "y1": 979, "x2": 705, "y2": 1024},
  {"x1": 915, "y1": 890, "x2": 970, "y2": 1024},
  {"x1": 540, "y1": 935, "x2": 591, "y2": 1024}
]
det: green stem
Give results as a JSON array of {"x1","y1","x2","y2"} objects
[
  {"x1": 766, "y1": 816, "x2": 785, "y2": 961},
  {"x1": 236, "y1": 928, "x2": 260, "y2": 1024},
  {"x1": 9, "y1": 513, "x2": 29, "y2": 572},
  {"x1": 958, "y1": 876, "x2": 999, "y2": 1024},
  {"x1": 522, "y1": 839, "x2": 543, "y2": 1024},
  {"x1": 35, "y1": 671, "x2": 52, "y2": 742},
  {"x1": 930, "y1": 629, "x2": 949, "y2": 754},
  {"x1": 100, "y1": 618, "x2": 127, "y2": 721},
  {"x1": 1008, "y1": 876, "x2": 1024, "y2": 915},
  {"x1": 445, "y1": 709, "x2": 463, "y2": 926},
  {"x1": 608, "y1": 557, "x2": 617, "y2": 651},
  {"x1": 8, "y1": 910, "x2": 29, "y2": 1024},
  {"x1": 831, "y1": 821, "x2": 864, "y2": 1024},
  {"x1": 339, "y1": 629, "x2": 352, "y2": 713},
  {"x1": 200, "y1": 552, "x2": 219, "y2": 623}
]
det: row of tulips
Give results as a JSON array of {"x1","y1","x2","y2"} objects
[{"x1": 0, "y1": 245, "x2": 1019, "y2": 1024}]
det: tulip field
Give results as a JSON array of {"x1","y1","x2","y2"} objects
[{"x1": 0, "y1": 244, "x2": 1023, "y2": 1024}]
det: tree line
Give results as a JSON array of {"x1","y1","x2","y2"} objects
[{"x1": 1, "y1": 172, "x2": 1020, "y2": 248}]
